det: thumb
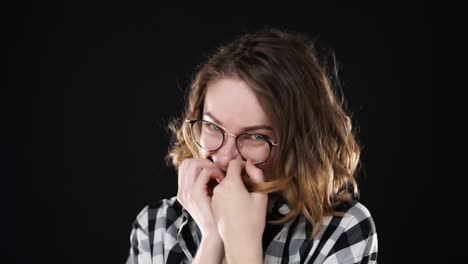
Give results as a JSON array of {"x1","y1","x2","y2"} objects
[
  {"x1": 225, "y1": 160, "x2": 245, "y2": 184},
  {"x1": 245, "y1": 160, "x2": 268, "y2": 207},
  {"x1": 245, "y1": 159, "x2": 264, "y2": 182}
]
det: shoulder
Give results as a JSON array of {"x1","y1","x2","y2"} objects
[
  {"x1": 127, "y1": 197, "x2": 187, "y2": 263},
  {"x1": 132, "y1": 196, "x2": 185, "y2": 233},
  {"x1": 320, "y1": 200, "x2": 378, "y2": 263},
  {"x1": 335, "y1": 200, "x2": 376, "y2": 232}
]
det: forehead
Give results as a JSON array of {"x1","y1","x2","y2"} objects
[{"x1": 203, "y1": 78, "x2": 272, "y2": 130}]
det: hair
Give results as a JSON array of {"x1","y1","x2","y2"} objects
[{"x1": 165, "y1": 27, "x2": 361, "y2": 238}]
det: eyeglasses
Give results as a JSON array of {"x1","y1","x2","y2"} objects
[{"x1": 186, "y1": 119, "x2": 279, "y2": 165}]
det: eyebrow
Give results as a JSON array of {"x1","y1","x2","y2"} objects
[{"x1": 203, "y1": 112, "x2": 274, "y2": 132}]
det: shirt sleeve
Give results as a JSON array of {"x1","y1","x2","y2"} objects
[{"x1": 126, "y1": 205, "x2": 153, "y2": 264}]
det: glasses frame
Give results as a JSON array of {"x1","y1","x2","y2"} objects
[{"x1": 185, "y1": 119, "x2": 279, "y2": 165}]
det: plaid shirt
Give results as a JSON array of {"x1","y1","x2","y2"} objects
[{"x1": 126, "y1": 196, "x2": 378, "y2": 264}]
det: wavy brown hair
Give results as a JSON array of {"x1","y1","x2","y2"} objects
[{"x1": 166, "y1": 28, "x2": 361, "y2": 238}]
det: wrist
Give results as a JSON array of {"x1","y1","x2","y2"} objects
[
  {"x1": 201, "y1": 228, "x2": 222, "y2": 241},
  {"x1": 201, "y1": 231, "x2": 223, "y2": 251},
  {"x1": 193, "y1": 234, "x2": 224, "y2": 264},
  {"x1": 225, "y1": 239, "x2": 263, "y2": 264}
]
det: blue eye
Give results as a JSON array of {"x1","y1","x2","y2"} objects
[
  {"x1": 255, "y1": 135, "x2": 264, "y2": 140},
  {"x1": 207, "y1": 124, "x2": 217, "y2": 130},
  {"x1": 248, "y1": 134, "x2": 265, "y2": 141}
]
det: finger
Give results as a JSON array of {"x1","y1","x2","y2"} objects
[
  {"x1": 245, "y1": 159, "x2": 264, "y2": 182},
  {"x1": 179, "y1": 159, "x2": 211, "y2": 205},
  {"x1": 225, "y1": 160, "x2": 245, "y2": 184},
  {"x1": 184, "y1": 158, "x2": 220, "y2": 188},
  {"x1": 211, "y1": 183, "x2": 225, "y2": 207},
  {"x1": 184, "y1": 160, "x2": 201, "y2": 188},
  {"x1": 211, "y1": 185, "x2": 220, "y2": 219},
  {"x1": 245, "y1": 160, "x2": 267, "y2": 205},
  {"x1": 196, "y1": 161, "x2": 225, "y2": 183},
  {"x1": 194, "y1": 167, "x2": 225, "y2": 190}
]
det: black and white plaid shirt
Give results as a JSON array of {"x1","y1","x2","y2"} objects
[{"x1": 126, "y1": 195, "x2": 378, "y2": 264}]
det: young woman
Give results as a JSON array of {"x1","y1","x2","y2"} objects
[{"x1": 126, "y1": 28, "x2": 378, "y2": 264}]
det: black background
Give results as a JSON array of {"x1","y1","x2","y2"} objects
[{"x1": 5, "y1": 2, "x2": 455, "y2": 263}]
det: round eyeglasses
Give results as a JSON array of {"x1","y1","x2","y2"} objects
[{"x1": 186, "y1": 119, "x2": 279, "y2": 165}]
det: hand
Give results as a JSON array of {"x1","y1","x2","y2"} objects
[
  {"x1": 212, "y1": 160, "x2": 268, "y2": 263},
  {"x1": 176, "y1": 158, "x2": 225, "y2": 239}
]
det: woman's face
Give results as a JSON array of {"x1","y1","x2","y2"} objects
[{"x1": 200, "y1": 77, "x2": 277, "y2": 179}]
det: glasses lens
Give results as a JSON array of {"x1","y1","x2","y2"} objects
[
  {"x1": 237, "y1": 133, "x2": 271, "y2": 164},
  {"x1": 192, "y1": 121, "x2": 224, "y2": 151}
]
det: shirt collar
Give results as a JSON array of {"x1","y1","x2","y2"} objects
[{"x1": 267, "y1": 193, "x2": 291, "y2": 220}]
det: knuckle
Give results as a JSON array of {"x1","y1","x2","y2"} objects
[
  {"x1": 212, "y1": 186, "x2": 219, "y2": 195},
  {"x1": 203, "y1": 167, "x2": 215, "y2": 175},
  {"x1": 180, "y1": 159, "x2": 188, "y2": 169},
  {"x1": 202, "y1": 172, "x2": 211, "y2": 180},
  {"x1": 197, "y1": 168, "x2": 207, "y2": 178}
]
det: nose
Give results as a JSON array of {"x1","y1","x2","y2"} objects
[{"x1": 211, "y1": 134, "x2": 243, "y2": 171}]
